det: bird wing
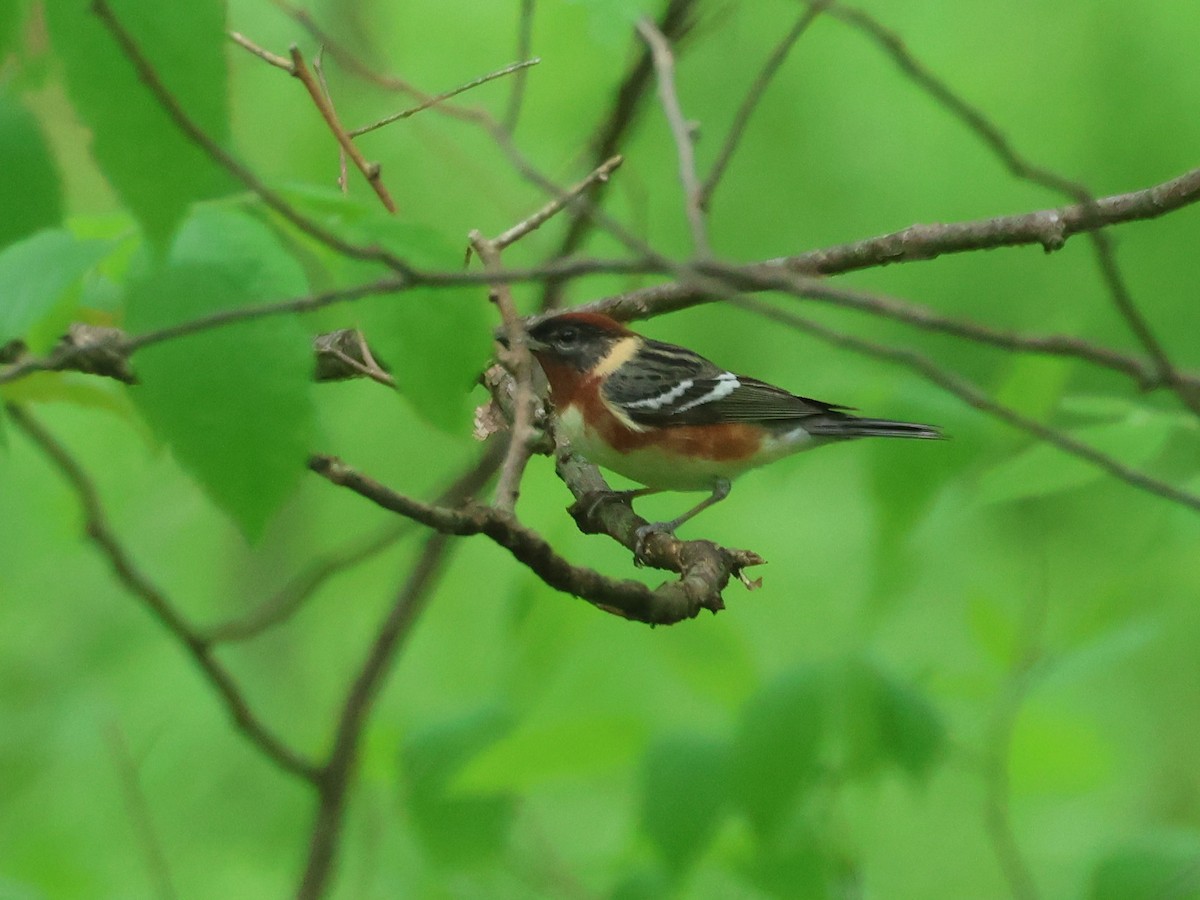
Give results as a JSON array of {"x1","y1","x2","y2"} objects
[{"x1": 602, "y1": 338, "x2": 849, "y2": 427}]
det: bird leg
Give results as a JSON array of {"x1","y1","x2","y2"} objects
[
  {"x1": 634, "y1": 478, "x2": 732, "y2": 557},
  {"x1": 569, "y1": 486, "x2": 661, "y2": 534}
]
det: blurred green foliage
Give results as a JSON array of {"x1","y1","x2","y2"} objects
[{"x1": 2, "y1": 0, "x2": 1200, "y2": 897}]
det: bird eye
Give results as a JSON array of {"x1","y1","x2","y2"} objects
[{"x1": 556, "y1": 326, "x2": 579, "y2": 346}]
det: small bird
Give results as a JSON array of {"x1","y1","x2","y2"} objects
[{"x1": 523, "y1": 311, "x2": 941, "y2": 539}]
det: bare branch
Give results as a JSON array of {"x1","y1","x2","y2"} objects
[
  {"x1": 89, "y1": 0, "x2": 415, "y2": 273},
  {"x1": 700, "y1": 2, "x2": 829, "y2": 210},
  {"x1": 297, "y1": 529, "x2": 453, "y2": 899},
  {"x1": 309, "y1": 454, "x2": 763, "y2": 624},
  {"x1": 735, "y1": 300, "x2": 1200, "y2": 515},
  {"x1": 825, "y1": 1, "x2": 1199, "y2": 416},
  {"x1": 106, "y1": 724, "x2": 178, "y2": 900},
  {"x1": 228, "y1": 30, "x2": 291, "y2": 70},
  {"x1": 6, "y1": 404, "x2": 320, "y2": 782},
  {"x1": 583, "y1": 165, "x2": 1200, "y2": 318},
  {"x1": 673, "y1": 261, "x2": 1198, "y2": 391},
  {"x1": 637, "y1": 17, "x2": 709, "y2": 256},
  {"x1": 203, "y1": 521, "x2": 410, "y2": 643},
  {"x1": 296, "y1": 443, "x2": 504, "y2": 898},
  {"x1": 312, "y1": 47, "x2": 349, "y2": 194},
  {"x1": 287, "y1": 45, "x2": 398, "y2": 211},
  {"x1": 539, "y1": 0, "x2": 700, "y2": 309},
  {"x1": 349, "y1": 58, "x2": 540, "y2": 137},
  {"x1": 504, "y1": 0, "x2": 537, "y2": 132},
  {"x1": 491, "y1": 155, "x2": 624, "y2": 253},
  {"x1": 469, "y1": 231, "x2": 538, "y2": 512}
]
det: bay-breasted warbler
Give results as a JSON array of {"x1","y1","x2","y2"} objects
[{"x1": 522, "y1": 312, "x2": 941, "y2": 537}]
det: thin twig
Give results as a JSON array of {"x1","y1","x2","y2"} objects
[
  {"x1": 492, "y1": 155, "x2": 624, "y2": 252},
  {"x1": 296, "y1": 443, "x2": 505, "y2": 898},
  {"x1": 683, "y1": 260, "x2": 1193, "y2": 390},
  {"x1": 539, "y1": 0, "x2": 700, "y2": 310},
  {"x1": 700, "y1": 2, "x2": 829, "y2": 210},
  {"x1": 312, "y1": 46, "x2": 349, "y2": 193},
  {"x1": 582, "y1": 164, "x2": 1200, "y2": 319},
  {"x1": 90, "y1": 0, "x2": 414, "y2": 274},
  {"x1": 470, "y1": 231, "x2": 539, "y2": 512},
  {"x1": 6, "y1": 403, "x2": 320, "y2": 782},
  {"x1": 106, "y1": 724, "x2": 178, "y2": 900},
  {"x1": 637, "y1": 17, "x2": 709, "y2": 256},
  {"x1": 735, "y1": 300, "x2": 1200, "y2": 514},
  {"x1": 297, "y1": 531, "x2": 455, "y2": 900},
  {"x1": 287, "y1": 45, "x2": 397, "y2": 212},
  {"x1": 504, "y1": 0, "x2": 537, "y2": 133},
  {"x1": 228, "y1": 30, "x2": 291, "y2": 70},
  {"x1": 203, "y1": 522, "x2": 411, "y2": 643},
  {"x1": 825, "y1": 1, "x2": 1198, "y2": 417},
  {"x1": 349, "y1": 58, "x2": 540, "y2": 137}
]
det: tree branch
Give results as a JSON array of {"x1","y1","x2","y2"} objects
[
  {"x1": 6, "y1": 403, "x2": 320, "y2": 783},
  {"x1": 700, "y1": 2, "x2": 828, "y2": 210},
  {"x1": 637, "y1": 17, "x2": 709, "y2": 257},
  {"x1": 824, "y1": 0, "x2": 1199, "y2": 416},
  {"x1": 309, "y1": 453, "x2": 763, "y2": 624},
  {"x1": 538, "y1": 0, "x2": 700, "y2": 309},
  {"x1": 90, "y1": 0, "x2": 415, "y2": 274},
  {"x1": 295, "y1": 441, "x2": 499, "y2": 897},
  {"x1": 582, "y1": 165, "x2": 1200, "y2": 318},
  {"x1": 736, "y1": 299, "x2": 1200, "y2": 515}
]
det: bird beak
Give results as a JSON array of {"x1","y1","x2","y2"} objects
[{"x1": 493, "y1": 326, "x2": 547, "y2": 353}]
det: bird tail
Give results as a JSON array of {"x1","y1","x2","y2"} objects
[{"x1": 804, "y1": 415, "x2": 942, "y2": 440}]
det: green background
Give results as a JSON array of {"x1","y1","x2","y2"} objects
[{"x1": 2, "y1": 0, "x2": 1200, "y2": 897}]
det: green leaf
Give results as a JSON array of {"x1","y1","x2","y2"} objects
[
  {"x1": 265, "y1": 189, "x2": 492, "y2": 434},
  {"x1": 742, "y1": 841, "x2": 837, "y2": 900},
  {"x1": 1010, "y1": 705, "x2": 1112, "y2": 794},
  {"x1": 0, "y1": 90, "x2": 63, "y2": 249},
  {"x1": 44, "y1": 0, "x2": 232, "y2": 242},
  {"x1": 401, "y1": 707, "x2": 516, "y2": 866},
  {"x1": 639, "y1": 733, "x2": 730, "y2": 874},
  {"x1": 451, "y1": 715, "x2": 646, "y2": 794},
  {"x1": 856, "y1": 663, "x2": 945, "y2": 781},
  {"x1": 730, "y1": 668, "x2": 826, "y2": 840},
  {"x1": 967, "y1": 594, "x2": 1019, "y2": 667},
  {"x1": 1088, "y1": 831, "x2": 1200, "y2": 900},
  {"x1": 0, "y1": 0, "x2": 26, "y2": 59},
  {"x1": 341, "y1": 214, "x2": 490, "y2": 434},
  {"x1": 978, "y1": 412, "x2": 1179, "y2": 505},
  {"x1": 125, "y1": 259, "x2": 317, "y2": 540},
  {"x1": 0, "y1": 372, "x2": 141, "y2": 427},
  {"x1": 0, "y1": 229, "x2": 111, "y2": 350},
  {"x1": 170, "y1": 205, "x2": 310, "y2": 300}
]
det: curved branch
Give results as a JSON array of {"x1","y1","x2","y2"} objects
[
  {"x1": 583, "y1": 164, "x2": 1200, "y2": 321},
  {"x1": 6, "y1": 404, "x2": 320, "y2": 783},
  {"x1": 309, "y1": 453, "x2": 763, "y2": 624},
  {"x1": 737, "y1": 300, "x2": 1200, "y2": 515}
]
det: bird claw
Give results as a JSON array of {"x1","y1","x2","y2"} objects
[{"x1": 633, "y1": 521, "x2": 675, "y2": 565}]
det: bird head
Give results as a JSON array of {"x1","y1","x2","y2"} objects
[{"x1": 522, "y1": 312, "x2": 634, "y2": 374}]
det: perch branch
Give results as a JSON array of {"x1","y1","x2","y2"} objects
[{"x1": 309, "y1": 454, "x2": 763, "y2": 624}]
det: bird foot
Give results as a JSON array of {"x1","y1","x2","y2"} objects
[
  {"x1": 568, "y1": 488, "x2": 649, "y2": 535},
  {"x1": 633, "y1": 521, "x2": 676, "y2": 565}
]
